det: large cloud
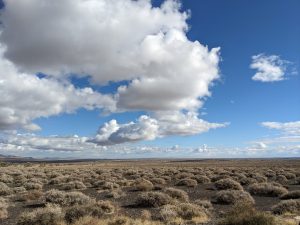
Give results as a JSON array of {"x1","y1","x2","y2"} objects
[
  {"x1": 0, "y1": 44, "x2": 115, "y2": 131},
  {"x1": 0, "y1": 0, "x2": 220, "y2": 113},
  {"x1": 0, "y1": 0, "x2": 225, "y2": 146},
  {"x1": 90, "y1": 112, "x2": 227, "y2": 145}
]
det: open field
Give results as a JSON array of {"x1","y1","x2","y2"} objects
[{"x1": 0, "y1": 159, "x2": 299, "y2": 225}]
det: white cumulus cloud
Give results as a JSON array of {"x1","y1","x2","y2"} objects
[
  {"x1": 90, "y1": 112, "x2": 227, "y2": 145},
  {"x1": 0, "y1": 44, "x2": 115, "y2": 131},
  {"x1": 0, "y1": 0, "x2": 226, "y2": 147},
  {"x1": 250, "y1": 54, "x2": 289, "y2": 82}
]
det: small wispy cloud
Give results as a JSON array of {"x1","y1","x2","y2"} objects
[
  {"x1": 261, "y1": 121, "x2": 300, "y2": 136},
  {"x1": 250, "y1": 54, "x2": 292, "y2": 82}
]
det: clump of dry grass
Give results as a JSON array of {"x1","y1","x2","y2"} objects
[
  {"x1": 0, "y1": 182, "x2": 12, "y2": 196},
  {"x1": 24, "y1": 182, "x2": 43, "y2": 190},
  {"x1": 135, "y1": 191, "x2": 172, "y2": 207},
  {"x1": 176, "y1": 178, "x2": 197, "y2": 187},
  {"x1": 17, "y1": 204, "x2": 63, "y2": 225},
  {"x1": 215, "y1": 178, "x2": 243, "y2": 190},
  {"x1": 150, "y1": 178, "x2": 166, "y2": 185},
  {"x1": 194, "y1": 199, "x2": 213, "y2": 212},
  {"x1": 165, "y1": 187, "x2": 189, "y2": 202},
  {"x1": 103, "y1": 189, "x2": 126, "y2": 199},
  {"x1": 59, "y1": 181, "x2": 86, "y2": 191},
  {"x1": 159, "y1": 203, "x2": 209, "y2": 224},
  {"x1": 218, "y1": 202, "x2": 277, "y2": 225},
  {"x1": 0, "y1": 197, "x2": 8, "y2": 219},
  {"x1": 45, "y1": 189, "x2": 92, "y2": 207},
  {"x1": 134, "y1": 178, "x2": 154, "y2": 191},
  {"x1": 70, "y1": 216, "x2": 162, "y2": 225},
  {"x1": 213, "y1": 190, "x2": 254, "y2": 205},
  {"x1": 194, "y1": 175, "x2": 210, "y2": 184},
  {"x1": 14, "y1": 190, "x2": 43, "y2": 202},
  {"x1": 248, "y1": 182, "x2": 288, "y2": 197},
  {"x1": 64, "y1": 200, "x2": 115, "y2": 224},
  {"x1": 272, "y1": 199, "x2": 300, "y2": 215},
  {"x1": 280, "y1": 190, "x2": 300, "y2": 200}
]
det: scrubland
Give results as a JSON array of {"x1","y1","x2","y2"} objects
[{"x1": 0, "y1": 159, "x2": 299, "y2": 225}]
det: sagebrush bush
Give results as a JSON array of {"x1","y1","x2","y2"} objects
[
  {"x1": 272, "y1": 199, "x2": 300, "y2": 215},
  {"x1": 17, "y1": 204, "x2": 63, "y2": 225},
  {"x1": 176, "y1": 178, "x2": 197, "y2": 187},
  {"x1": 103, "y1": 189, "x2": 125, "y2": 199},
  {"x1": 194, "y1": 199, "x2": 213, "y2": 212},
  {"x1": 0, "y1": 197, "x2": 8, "y2": 219},
  {"x1": 194, "y1": 175, "x2": 210, "y2": 184},
  {"x1": 165, "y1": 187, "x2": 189, "y2": 202},
  {"x1": 65, "y1": 200, "x2": 115, "y2": 223},
  {"x1": 59, "y1": 181, "x2": 86, "y2": 191},
  {"x1": 45, "y1": 189, "x2": 92, "y2": 207},
  {"x1": 135, "y1": 191, "x2": 172, "y2": 207},
  {"x1": 218, "y1": 202, "x2": 276, "y2": 225},
  {"x1": 213, "y1": 190, "x2": 254, "y2": 205},
  {"x1": 248, "y1": 182, "x2": 288, "y2": 197},
  {"x1": 159, "y1": 203, "x2": 208, "y2": 223},
  {"x1": 215, "y1": 178, "x2": 243, "y2": 190},
  {"x1": 14, "y1": 190, "x2": 43, "y2": 202},
  {"x1": 280, "y1": 190, "x2": 300, "y2": 200},
  {"x1": 0, "y1": 182, "x2": 12, "y2": 196},
  {"x1": 134, "y1": 178, "x2": 154, "y2": 191},
  {"x1": 24, "y1": 182, "x2": 43, "y2": 190}
]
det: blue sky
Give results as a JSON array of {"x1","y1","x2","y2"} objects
[{"x1": 0, "y1": 0, "x2": 299, "y2": 158}]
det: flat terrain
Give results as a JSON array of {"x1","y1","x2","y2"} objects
[{"x1": 0, "y1": 159, "x2": 299, "y2": 225}]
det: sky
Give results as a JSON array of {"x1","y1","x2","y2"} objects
[{"x1": 0, "y1": 0, "x2": 299, "y2": 159}]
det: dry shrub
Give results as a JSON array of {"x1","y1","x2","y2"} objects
[
  {"x1": 59, "y1": 181, "x2": 86, "y2": 191},
  {"x1": 176, "y1": 178, "x2": 197, "y2": 187},
  {"x1": 135, "y1": 191, "x2": 172, "y2": 207},
  {"x1": 93, "y1": 181, "x2": 119, "y2": 190},
  {"x1": 165, "y1": 187, "x2": 189, "y2": 202},
  {"x1": 276, "y1": 175, "x2": 288, "y2": 184},
  {"x1": 159, "y1": 203, "x2": 208, "y2": 224},
  {"x1": 71, "y1": 216, "x2": 162, "y2": 225},
  {"x1": 239, "y1": 177, "x2": 257, "y2": 186},
  {"x1": 251, "y1": 174, "x2": 267, "y2": 183},
  {"x1": 213, "y1": 190, "x2": 254, "y2": 205},
  {"x1": 194, "y1": 175, "x2": 210, "y2": 184},
  {"x1": 280, "y1": 190, "x2": 300, "y2": 200},
  {"x1": 0, "y1": 182, "x2": 12, "y2": 196},
  {"x1": 17, "y1": 204, "x2": 63, "y2": 225},
  {"x1": 215, "y1": 178, "x2": 243, "y2": 190},
  {"x1": 13, "y1": 186, "x2": 27, "y2": 193},
  {"x1": 103, "y1": 189, "x2": 125, "y2": 199},
  {"x1": 211, "y1": 175, "x2": 231, "y2": 182},
  {"x1": 248, "y1": 182, "x2": 288, "y2": 197},
  {"x1": 272, "y1": 199, "x2": 300, "y2": 215},
  {"x1": 150, "y1": 178, "x2": 166, "y2": 185},
  {"x1": 0, "y1": 197, "x2": 8, "y2": 219},
  {"x1": 175, "y1": 172, "x2": 194, "y2": 179},
  {"x1": 134, "y1": 178, "x2": 154, "y2": 191},
  {"x1": 218, "y1": 202, "x2": 276, "y2": 225},
  {"x1": 65, "y1": 200, "x2": 115, "y2": 224},
  {"x1": 15, "y1": 190, "x2": 43, "y2": 202},
  {"x1": 24, "y1": 182, "x2": 43, "y2": 190},
  {"x1": 194, "y1": 199, "x2": 213, "y2": 211},
  {"x1": 45, "y1": 189, "x2": 92, "y2": 207}
]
